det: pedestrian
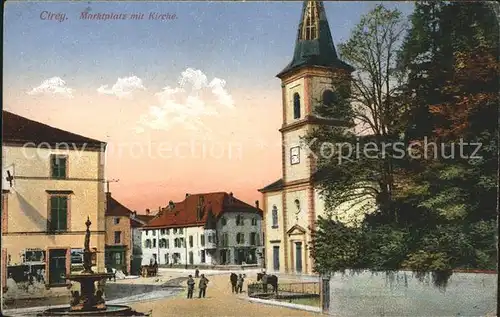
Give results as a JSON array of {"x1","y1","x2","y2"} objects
[
  {"x1": 261, "y1": 271, "x2": 268, "y2": 293},
  {"x1": 237, "y1": 274, "x2": 244, "y2": 293},
  {"x1": 195, "y1": 267, "x2": 200, "y2": 278},
  {"x1": 186, "y1": 275, "x2": 195, "y2": 299},
  {"x1": 230, "y1": 273, "x2": 238, "y2": 293},
  {"x1": 198, "y1": 274, "x2": 209, "y2": 298}
]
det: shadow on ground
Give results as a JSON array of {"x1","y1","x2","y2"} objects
[{"x1": 3, "y1": 279, "x2": 186, "y2": 310}]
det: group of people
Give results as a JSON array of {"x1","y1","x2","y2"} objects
[
  {"x1": 186, "y1": 273, "x2": 210, "y2": 299},
  {"x1": 230, "y1": 272, "x2": 245, "y2": 294}
]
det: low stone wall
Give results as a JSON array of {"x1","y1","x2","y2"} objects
[
  {"x1": 325, "y1": 270, "x2": 497, "y2": 316},
  {"x1": 159, "y1": 264, "x2": 261, "y2": 271}
]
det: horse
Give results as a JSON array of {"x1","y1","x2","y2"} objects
[{"x1": 256, "y1": 273, "x2": 278, "y2": 294}]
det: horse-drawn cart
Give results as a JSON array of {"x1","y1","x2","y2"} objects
[{"x1": 140, "y1": 264, "x2": 158, "y2": 277}]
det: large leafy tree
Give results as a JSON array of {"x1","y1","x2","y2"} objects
[
  {"x1": 309, "y1": 2, "x2": 498, "y2": 286},
  {"x1": 307, "y1": 5, "x2": 408, "y2": 223}
]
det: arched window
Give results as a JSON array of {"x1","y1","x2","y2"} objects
[
  {"x1": 322, "y1": 89, "x2": 336, "y2": 106},
  {"x1": 221, "y1": 217, "x2": 227, "y2": 226},
  {"x1": 145, "y1": 239, "x2": 151, "y2": 249},
  {"x1": 293, "y1": 93, "x2": 301, "y2": 119},
  {"x1": 272, "y1": 205, "x2": 278, "y2": 228}
]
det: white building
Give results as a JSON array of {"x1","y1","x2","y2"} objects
[{"x1": 141, "y1": 192, "x2": 263, "y2": 267}]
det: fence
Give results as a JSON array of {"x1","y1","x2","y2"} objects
[{"x1": 247, "y1": 282, "x2": 320, "y2": 297}]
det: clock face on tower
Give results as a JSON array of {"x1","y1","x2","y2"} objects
[{"x1": 290, "y1": 146, "x2": 300, "y2": 165}]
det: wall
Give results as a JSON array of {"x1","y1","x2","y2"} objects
[
  {"x1": 2, "y1": 144, "x2": 106, "y2": 293},
  {"x1": 283, "y1": 128, "x2": 312, "y2": 183},
  {"x1": 217, "y1": 211, "x2": 263, "y2": 265},
  {"x1": 141, "y1": 211, "x2": 263, "y2": 266},
  {"x1": 264, "y1": 192, "x2": 284, "y2": 273},
  {"x1": 105, "y1": 215, "x2": 131, "y2": 273},
  {"x1": 326, "y1": 270, "x2": 497, "y2": 316},
  {"x1": 141, "y1": 226, "x2": 206, "y2": 266}
]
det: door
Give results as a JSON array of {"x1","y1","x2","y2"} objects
[
  {"x1": 273, "y1": 246, "x2": 280, "y2": 271},
  {"x1": 49, "y1": 249, "x2": 67, "y2": 285},
  {"x1": 189, "y1": 251, "x2": 193, "y2": 265},
  {"x1": 295, "y1": 242, "x2": 302, "y2": 273},
  {"x1": 220, "y1": 250, "x2": 226, "y2": 264}
]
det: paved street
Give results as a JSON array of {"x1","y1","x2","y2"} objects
[{"x1": 129, "y1": 270, "x2": 320, "y2": 317}]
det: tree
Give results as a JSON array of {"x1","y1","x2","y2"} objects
[
  {"x1": 307, "y1": 5, "x2": 408, "y2": 223},
  {"x1": 309, "y1": 2, "x2": 498, "y2": 287}
]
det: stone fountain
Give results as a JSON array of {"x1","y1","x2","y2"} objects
[{"x1": 39, "y1": 217, "x2": 146, "y2": 316}]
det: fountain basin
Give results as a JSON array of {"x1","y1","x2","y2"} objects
[
  {"x1": 39, "y1": 304, "x2": 134, "y2": 316},
  {"x1": 67, "y1": 273, "x2": 115, "y2": 282}
]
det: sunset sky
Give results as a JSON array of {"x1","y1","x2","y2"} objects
[{"x1": 3, "y1": 1, "x2": 414, "y2": 212}]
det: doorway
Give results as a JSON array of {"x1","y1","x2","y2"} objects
[
  {"x1": 295, "y1": 242, "x2": 302, "y2": 273},
  {"x1": 48, "y1": 249, "x2": 67, "y2": 285},
  {"x1": 273, "y1": 246, "x2": 280, "y2": 271}
]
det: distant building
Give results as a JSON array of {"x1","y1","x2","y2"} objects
[
  {"x1": 141, "y1": 192, "x2": 263, "y2": 267},
  {"x1": 104, "y1": 193, "x2": 134, "y2": 274},
  {"x1": 129, "y1": 211, "x2": 155, "y2": 275},
  {"x1": 2, "y1": 110, "x2": 106, "y2": 291}
]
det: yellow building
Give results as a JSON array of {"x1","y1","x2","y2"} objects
[
  {"x1": 259, "y1": 1, "x2": 357, "y2": 275},
  {"x1": 1, "y1": 110, "x2": 107, "y2": 290}
]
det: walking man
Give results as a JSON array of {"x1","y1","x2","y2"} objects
[
  {"x1": 230, "y1": 273, "x2": 238, "y2": 293},
  {"x1": 237, "y1": 274, "x2": 244, "y2": 293},
  {"x1": 198, "y1": 274, "x2": 209, "y2": 298},
  {"x1": 186, "y1": 275, "x2": 195, "y2": 299}
]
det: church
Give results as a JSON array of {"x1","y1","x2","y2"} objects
[{"x1": 258, "y1": 0, "x2": 355, "y2": 275}]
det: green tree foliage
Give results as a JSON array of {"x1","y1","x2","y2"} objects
[{"x1": 308, "y1": 2, "x2": 498, "y2": 287}]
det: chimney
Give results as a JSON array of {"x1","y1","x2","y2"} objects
[
  {"x1": 185, "y1": 193, "x2": 190, "y2": 198},
  {"x1": 255, "y1": 200, "x2": 259, "y2": 209},
  {"x1": 169, "y1": 200, "x2": 175, "y2": 210},
  {"x1": 146, "y1": 209, "x2": 150, "y2": 215}
]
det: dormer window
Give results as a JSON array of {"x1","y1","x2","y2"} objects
[{"x1": 293, "y1": 93, "x2": 301, "y2": 119}]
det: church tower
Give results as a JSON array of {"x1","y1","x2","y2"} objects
[{"x1": 259, "y1": 0, "x2": 354, "y2": 275}]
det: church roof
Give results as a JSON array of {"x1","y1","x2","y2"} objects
[
  {"x1": 258, "y1": 179, "x2": 284, "y2": 193},
  {"x1": 277, "y1": 0, "x2": 354, "y2": 78}
]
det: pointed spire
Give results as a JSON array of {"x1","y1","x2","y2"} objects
[{"x1": 277, "y1": 0, "x2": 354, "y2": 78}]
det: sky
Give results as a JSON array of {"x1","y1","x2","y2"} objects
[{"x1": 3, "y1": 1, "x2": 415, "y2": 213}]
